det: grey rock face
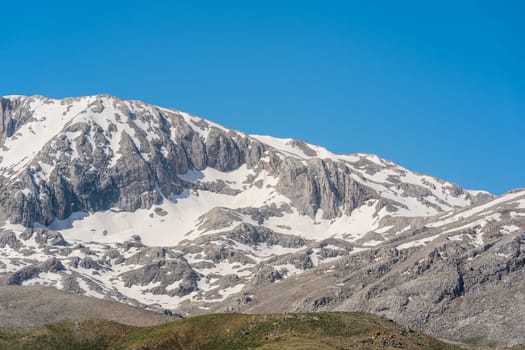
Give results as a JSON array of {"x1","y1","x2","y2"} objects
[
  {"x1": 41, "y1": 257, "x2": 66, "y2": 273},
  {"x1": 0, "y1": 97, "x2": 267, "y2": 225},
  {"x1": 204, "y1": 128, "x2": 242, "y2": 171},
  {"x1": 0, "y1": 231, "x2": 21, "y2": 249},
  {"x1": 197, "y1": 208, "x2": 243, "y2": 232},
  {"x1": 253, "y1": 266, "x2": 282, "y2": 286},
  {"x1": 79, "y1": 257, "x2": 103, "y2": 270},
  {"x1": 20, "y1": 228, "x2": 68, "y2": 246},
  {"x1": 238, "y1": 203, "x2": 293, "y2": 224},
  {"x1": 7, "y1": 257, "x2": 66, "y2": 285},
  {"x1": 273, "y1": 157, "x2": 375, "y2": 218},
  {"x1": 6, "y1": 266, "x2": 41, "y2": 285},
  {"x1": 200, "y1": 244, "x2": 256, "y2": 265},
  {"x1": 124, "y1": 247, "x2": 178, "y2": 265},
  {"x1": 120, "y1": 259, "x2": 200, "y2": 297},
  {"x1": 0, "y1": 95, "x2": 478, "y2": 229},
  {"x1": 227, "y1": 223, "x2": 307, "y2": 248},
  {"x1": 0, "y1": 97, "x2": 35, "y2": 145}
]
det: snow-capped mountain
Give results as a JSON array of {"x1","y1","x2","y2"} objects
[
  {"x1": 0, "y1": 95, "x2": 488, "y2": 241},
  {"x1": 0, "y1": 94, "x2": 522, "y2": 346}
]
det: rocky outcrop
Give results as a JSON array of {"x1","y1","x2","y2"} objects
[
  {"x1": 0, "y1": 97, "x2": 34, "y2": 145},
  {"x1": 6, "y1": 257, "x2": 65, "y2": 285},
  {"x1": 0, "y1": 231, "x2": 21, "y2": 249},
  {"x1": 227, "y1": 223, "x2": 307, "y2": 248},
  {"x1": 120, "y1": 259, "x2": 200, "y2": 297},
  {"x1": 274, "y1": 157, "x2": 375, "y2": 218},
  {"x1": 19, "y1": 228, "x2": 68, "y2": 246},
  {"x1": 6, "y1": 266, "x2": 41, "y2": 285}
]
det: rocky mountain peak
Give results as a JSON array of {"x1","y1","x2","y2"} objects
[
  {"x1": 3, "y1": 94, "x2": 523, "y2": 347},
  {"x1": 0, "y1": 95, "x2": 485, "y2": 231}
]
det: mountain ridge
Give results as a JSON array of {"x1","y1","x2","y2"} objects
[
  {"x1": 0, "y1": 94, "x2": 489, "y2": 229},
  {"x1": 0, "y1": 94, "x2": 522, "y2": 346}
]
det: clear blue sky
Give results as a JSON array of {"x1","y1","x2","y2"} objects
[{"x1": 1, "y1": 1, "x2": 523, "y2": 194}]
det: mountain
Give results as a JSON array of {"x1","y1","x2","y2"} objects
[
  {"x1": 0, "y1": 94, "x2": 522, "y2": 346},
  {"x1": 223, "y1": 189, "x2": 525, "y2": 346}
]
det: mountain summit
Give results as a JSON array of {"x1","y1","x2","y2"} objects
[
  {"x1": 0, "y1": 95, "x2": 488, "y2": 240},
  {"x1": 0, "y1": 95, "x2": 523, "y2": 346}
]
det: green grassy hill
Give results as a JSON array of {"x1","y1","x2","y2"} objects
[
  {"x1": 0, "y1": 312, "x2": 463, "y2": 350},
  {"x1": 1, "y1": 312, "x2": 522, "y2": 350}
]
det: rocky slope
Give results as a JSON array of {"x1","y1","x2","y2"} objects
[
  {"x1": 216, "y1": 189, "x2": 525, "y2": 347},
  {"x1": 0, "y1": 94, "x2": 522, "y2": 346},
  {"x1": 0, "y1": 285, "x2": 175, "y2": 328}
]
